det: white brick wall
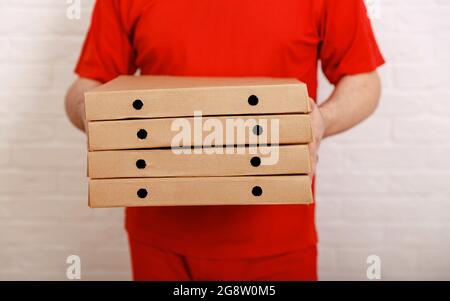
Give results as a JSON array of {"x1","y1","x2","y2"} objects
[
  {"x1": 316, "y1": 0, "x2": 450, "y2": 280},
  {"x1": 0, "y1": 0, "x2": 449, "y2": 280}
]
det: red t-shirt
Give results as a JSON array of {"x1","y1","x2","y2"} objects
[{"x1": 76, "y1": 0, "x2": 384, "y2": 258}]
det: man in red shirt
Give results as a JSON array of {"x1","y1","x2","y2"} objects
[{"x1": 66, "y1": 0, "x2": 384, "y2": 280}]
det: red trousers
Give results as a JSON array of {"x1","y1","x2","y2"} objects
[{"x1": 128, "y1": 238, "x2": 317, "y2": 281}]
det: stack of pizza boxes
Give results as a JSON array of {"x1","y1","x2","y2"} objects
[{"x1": 85, "y1": 76, "x2": 313, "y2": 208}]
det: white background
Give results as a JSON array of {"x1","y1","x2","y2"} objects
[{"x1": 0, "y1": 0, "x2": 449, "y2": 280}]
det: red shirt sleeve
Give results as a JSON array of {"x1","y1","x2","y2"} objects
[
  {"x1": 75, "y1": 0, "x2": 137, "y2": 83},
  {"x1": 319, "y1": 0, "x2": 385, "y2": 84}
]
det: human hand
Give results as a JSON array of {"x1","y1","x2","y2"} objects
[
  {"x1": 78, "y1": 101, "x2": 88, "y2": 133},
  {"x1": 65, "y1": 78, "x2": 101, "y2": 133},
  {"x1": 308, "y1": 98, "x2": 327, "y2": 177}
]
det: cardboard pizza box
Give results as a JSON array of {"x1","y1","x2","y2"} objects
[
  {"x1": 87, "y1": 145, "x2": 311, "y2": 179},
  {"x1": 84, "y1": 75, "x2": 311, "y2": 121},
  {"x1": 88, "y1": 175, "x2": 313, "y2": 208},
  {"x1": 87, "y1": 114, "x2": 312, "y2": 151}
]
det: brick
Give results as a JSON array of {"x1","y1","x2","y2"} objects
[
  {"x1": 316, "y1": 198, "x2": 342, "y2": 223},
  {"x1": 10, "y1": 146, "x2": 85, "y2": 169},
  {"x1": 54, "y1": 118, "x2": 87, "y2": 145},
  {"x1": 9, "y1": 37, "x2": 81, "y2": 63},
  {"x1": 0, "y1": 92, "x2": 65, "y2": 118},
  {"x1": 0, "y1": 221, "x2": 127, "y2": 248},
  {"x1": 380, "y1": 35, "x2": 434, "y2": 63},
  {"x1": 433, "y1": 36, "x2": 450, "y2": 62},
  {"x1": 395, "y1": 7, "x2": 439, "y2": 33},
  {"x1": 0, "y1": 119, "x2": 57, "y2": 142},
  {"x1": 430, "y1": 92, "x2": 450, "y2": 116},
  {"x1": 366, "y1": 5, "x2": 396, "y2": 40},
  {"x1": 0, "y1": 148, "x2": 10, "y2": 167},
  {"x1": 55, "y1": 171, "x2": 88, "y2": 195},
  {"x1": 317, "y1": 246, "x2": 338, "y2": 273},
  {"x1": 417, "y1": 249, "x2": 450, "y2": 277},
  {"x1": 52, "y1": 64, "x2": 79, "y2": 89},
  {"x1": 0, "y1": 65, "x2": 52, "y2": 89},
  {"x1": 341, "y1": 197, "x2": 450, "y2": 224},
  {"x1": 329, "y1": 117, "x2": 392, "y2": 145},
  {"x1": 393, "y1": 64, "x2": 447, "y2": 89},
  {"x1": 384, "y1": 224, "x2": 450, "y2": 248},
  {"x1": 387, "y1": 172, "x2": 450, "y2": 196},
  {"x1": 0, "y1": 171, "x2": 57, "y2": 194},
  {"x1": 392, "y1": 116, "x2": 450, "y2": 143},
  {"x1": 337, "y1": 146, "x2": 429, "y2": 171},
  {"x1": 0, "y1": 195, "x2": 119, "y2": 222},
  {"x1": 427, "y1": 147, "x2": 450, "y2": 170},
  {"x1": 316, "y1": 172, "x2": 389, "y2": 197},
  {"x1": 317, "y1": 223, "x2": 384, "y2": 246},
  {"x1": 315, "y1": 142, "x2": 345, "y2": 172},
  {"x1": 0, "y1": 38, "x2": 8, "y2": 61},
  {"x1": 376, "y1": 91, "x2": 427, "y2": 117},
  {"x1": 0, "y1": 6, "x2": 92, "y2": 35}
]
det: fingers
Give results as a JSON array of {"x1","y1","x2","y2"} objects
[
  {"x1": 308, "y1": 97, "x2": 317, "y2": 112},
  {"x1": 307, "y1": 96, "x2": 323, "y2": 179},
  {"x1": 308, "y1": 142, "x2": 318, "y2": 179}
]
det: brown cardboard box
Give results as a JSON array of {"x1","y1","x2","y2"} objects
[
  {"x1": 87, "y1": 114, "x2": 312, "y2": 151},
  {"x1": 85, "y1": 75, "x2": 314, "y2": 208},
  {"x1": 84, "y1": 76, "x2": 310, "y2": 121},
  {"x1": 88, "y1": 145, "x2": 311, "y2": 179},
  {"x1": 88, "y1": 175, "x2": 312, "y2": 208}
]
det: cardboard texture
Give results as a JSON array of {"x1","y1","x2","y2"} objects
[
  {"x1": 85, "y1": 75, "x2": 310, "y2": 121},
  {"x1": 88, "y1": 175, "x2": 313, "y2": 208},
  {"x1": 88, "y1": 145, "x2": 311, "y2": 179},
  {"x1": 85, "y1": 75, "x2": 314, "y2": 208},
  {"x1": 87, "y1": 114, "x2": 312, "y2": 151}
]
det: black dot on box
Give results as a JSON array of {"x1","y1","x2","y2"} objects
[
  {"x1": 252, "y1": 186, "x2": 263, "y2": 197},
  {"x1": 248, "y1": 95, "x2": 259, "y2": 106},
  {"x1": 136, "y1": 159, "x2": 147, "y2": 169},
  {"x1": 137, "y1": 129, "x2": 148, "y2": 139},
  {"x1": 137, "y1": 188, "x2": 148, "y2": 199},
  {"x1": 133, "y1": 99, "x2": 144, "y2": 110},
  {"x1": 253, "y1": 125, "x2": 263, "y2": 136},
  {"x1": 250, "y1": 156, "x2": 261, "y2": 167}
]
